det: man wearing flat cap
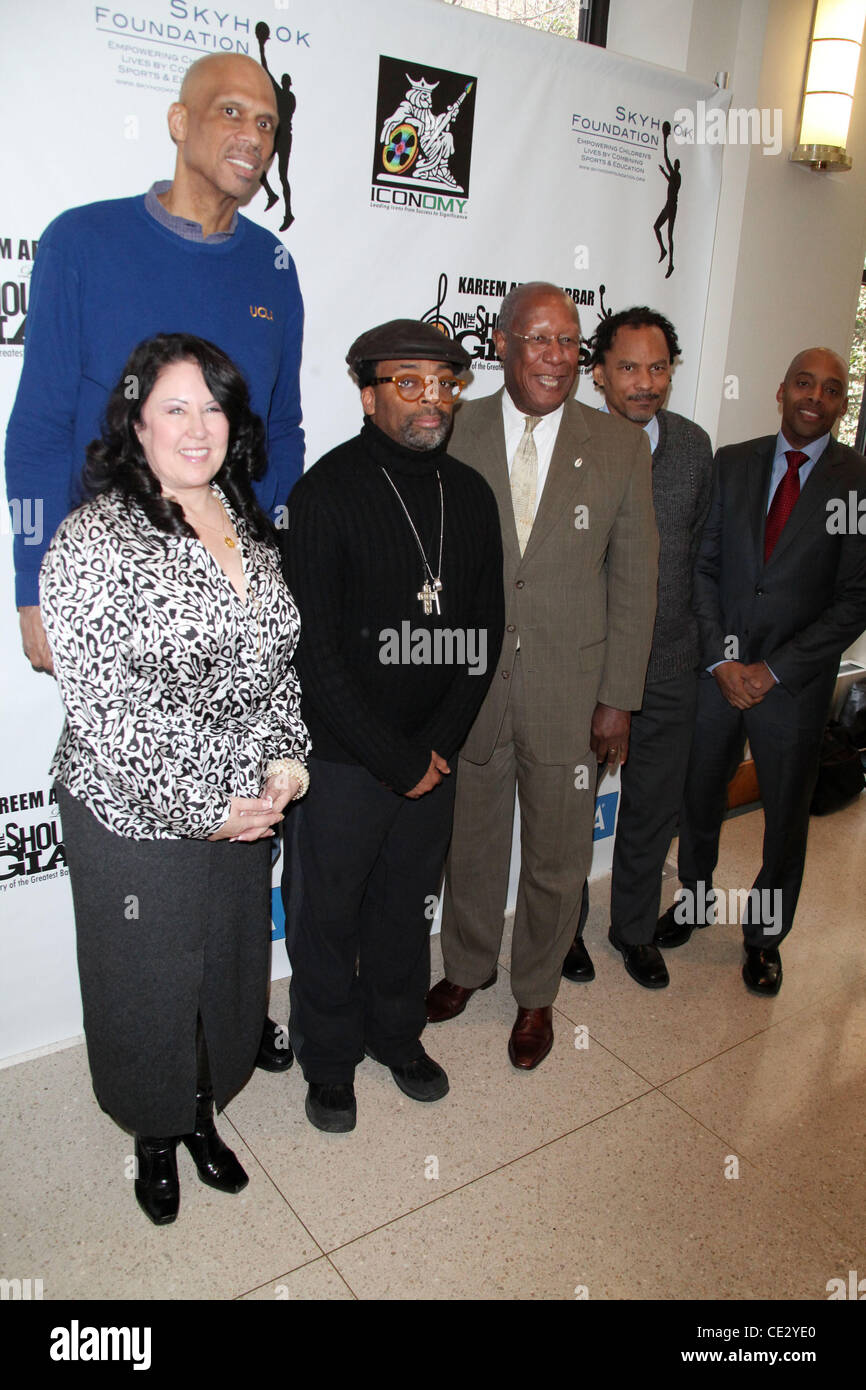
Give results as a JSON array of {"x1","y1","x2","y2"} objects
[{"x1": 281, "y1": 320, "x2": 504, "y2": 1131}]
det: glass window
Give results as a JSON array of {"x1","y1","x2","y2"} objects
[
  {"x1": 839, "y1": 266, "x2": 866, "y2": 452},
  {"x1": 438, "y1": 0, "x2": 607, "y2": 46}
]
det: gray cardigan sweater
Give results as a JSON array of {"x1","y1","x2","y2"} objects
[{"x1": 645, "y1": 408, "x2": 713, "y2": 685}]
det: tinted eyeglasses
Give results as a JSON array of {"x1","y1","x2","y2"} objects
[{"x1": 370, "y1": 373, "x2": 466, "y2": 403}]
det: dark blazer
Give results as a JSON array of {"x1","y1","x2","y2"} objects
[
  {"x1": 645, "y1": 408, "x2": 713, "y2": 684},
  {"x1": 693, "y1": 433, "x2": 866, "y2": 722},
  {"x1": 449, "y1": 389, "x2": 658, "y2": 763}
]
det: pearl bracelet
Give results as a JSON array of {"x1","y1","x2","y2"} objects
[{"x1": 265, "y1": 758, "x2": 310, "y2": 800}]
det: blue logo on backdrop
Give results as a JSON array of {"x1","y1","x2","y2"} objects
[
  {"x1": 271, "y1": 885, "x2": 285, "y2": 942},
  {"x1": 593, "y1": 790, "x2": 618, "y2": 841}
]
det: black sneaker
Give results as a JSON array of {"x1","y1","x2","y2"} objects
[
  {"x1": 305, "y1": 1082, "x2": 357, "y2": 1132},
  {"x1": 368, "y1": 1048, "x2": 449, "y2": 1102}
]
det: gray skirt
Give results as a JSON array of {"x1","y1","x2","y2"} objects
[{"x1": 57, "y1": 785, "x2": 271, "y2": 1135}]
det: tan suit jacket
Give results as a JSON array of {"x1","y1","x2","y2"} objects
[{"x1": 450, "y1": 390, "x2": 659, "y2": 764}]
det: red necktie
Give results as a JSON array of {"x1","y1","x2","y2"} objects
[{"x1": 764, "y1": 450, "x2": 806, "y2": 562}]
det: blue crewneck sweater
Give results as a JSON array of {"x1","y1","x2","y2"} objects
[{"x1": 5, "y1": 194, "x2": 304, "y2": 605}]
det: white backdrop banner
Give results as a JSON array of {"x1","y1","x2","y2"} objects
[{"x1": 0, "y1": 0, "x2": 728, "y2": 1060}]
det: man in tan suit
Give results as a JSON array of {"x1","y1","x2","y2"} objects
[{"x1": 427, "y1": 282, "x2": 658, "y2": 1067}]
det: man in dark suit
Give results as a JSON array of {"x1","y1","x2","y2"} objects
[
  {"x1": 426, "y1": 282, "x2": 658, "y2": 1067},
  {"x1": 655, "y1": 347, "x2": 866, "y2": 994},
  {"x1": 560, "y1": 306, "x2": 713, "y2": 990}
]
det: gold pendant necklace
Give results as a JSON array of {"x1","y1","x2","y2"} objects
[
  {"x1": 194, "y1": 496, "x2": 237, "y2": 548},
  {"x1": 214, "y1": 495, "x2": 237, "y2": 548}
]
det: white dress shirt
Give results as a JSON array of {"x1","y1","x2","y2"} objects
[{"x1": 502, "y1": 392, "x2": 565, "y2": 519}]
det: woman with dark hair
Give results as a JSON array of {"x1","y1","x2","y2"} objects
[{"x1": 40, "y1": 333, "x2": 309, "y2": 1225}]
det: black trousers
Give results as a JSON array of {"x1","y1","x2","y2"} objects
[
  {"x1": 609, "y1": 671, "x2": 699, "y2": 945},
  {"x1": 283, "y1": 757, "x2": 457, "y2": 1084},
  {"x1": 676, "y1": 672, "x2": 828, "y2": 946},
  {"x1": 58, "y1": 785, "x2": 271, "y2": 1135}
]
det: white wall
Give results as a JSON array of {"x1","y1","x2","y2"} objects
[
  {"x1": 718, "y1": 0, "x2": 866, "y2": 446},
  {"x1": 609, "y1": 0, "x2": 866, "y2": 666},
  {"x1": 609, "y1": 0, "x2": 866, "y2": 443},
  {"x1": 606, "y1": 0, "x2": 696, "y2": 72}
]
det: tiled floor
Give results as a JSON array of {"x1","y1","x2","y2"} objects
[{"x1": 1, "y1": 796, "x2": 864, "y2": 1301}]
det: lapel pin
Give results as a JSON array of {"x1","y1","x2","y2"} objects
[{"x1": 574, "y1": 457, "x2": 582, "y2": 468}]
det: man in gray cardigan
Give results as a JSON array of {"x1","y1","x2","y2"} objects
[{"x1": 561, "y1": 306, "x2": 712, "y2": 989}]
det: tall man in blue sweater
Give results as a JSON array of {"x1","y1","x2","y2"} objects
[
  {"x1": 5, "y1": 52, "x2": 304, "y2": 675},
  {"x1": 5, "y1": 52, "x2": 304, "y2": 1073},
  {"x1": 559, "y1": 307, "x2": 712, "y2": 989}
]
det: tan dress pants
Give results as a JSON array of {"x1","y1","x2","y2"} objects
[{"x1": 442, "y1": 654, "x2": 596, "y2": 1008}]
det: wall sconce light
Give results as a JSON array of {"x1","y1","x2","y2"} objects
[{"x1": 791, "y1": 0, "x2": 866, "y2": 171}]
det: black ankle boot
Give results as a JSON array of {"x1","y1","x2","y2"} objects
[
  {"x1": 134, "y1": 1136, "x2": 180, "y2": 1225},
  {"x1": 181, "y1": 1088, "x2": 248, "y2": 1194}
]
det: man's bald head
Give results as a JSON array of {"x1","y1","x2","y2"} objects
[
  {"x1": 783, "y1": 347, "x2": 848, "y2": 390},
  {"x1": 165, "y1": 53, "x2": 277, "y2": 221},
  {"x1": 776, "y1": 347, "x2": 849, "y2": 448},
  {"x1": 178, "y1": 54, "x2": 273, "y2": 111},
  {"x1": 497, "y1": 281, "x2": 579, "y2": 336}
]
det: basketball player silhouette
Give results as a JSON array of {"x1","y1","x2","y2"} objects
[
  {"x1": 256, "y1": 22, "x2": 296, "y2": 232},
  {"x1": 653, "y1": 122, "x2": 680, "y2": 280}
]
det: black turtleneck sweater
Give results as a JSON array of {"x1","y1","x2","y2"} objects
[{"x1": 282, "y1": 418, "x2": 504, "y2": 794}]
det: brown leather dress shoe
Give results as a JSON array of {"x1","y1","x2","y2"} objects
[
  {"x1": 426, "y1": 969, "x2": 497, "y2": 1023},
  {"x1": 508, "y1": 1006, "x2": 554, "y2": 1070}
]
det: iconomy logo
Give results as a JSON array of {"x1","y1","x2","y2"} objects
[{"x1": 371, "y1": 56, "x2": 477, "y2": 218}]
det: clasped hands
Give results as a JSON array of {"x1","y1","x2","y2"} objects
[
  {"x1": 712, "y1": 660, "x2": 776, "y2": 710},
  {"x1": 209, "y1": 771, "x2": 301, "y2": 842}
]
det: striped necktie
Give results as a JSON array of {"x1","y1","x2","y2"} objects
[{"x1": 511, "y1": 414, "x2": 542, "y2": 556}]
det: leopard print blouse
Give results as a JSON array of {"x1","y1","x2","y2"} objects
[{"x1": 40, "y1": 485, "x2": 309, "y2": 840}]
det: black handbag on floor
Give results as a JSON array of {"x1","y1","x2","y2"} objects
[
  {"x1": 839, "y1": 680, "x2": 866, "y2": 750},
  {"x1": 810, "y1": 720, "x2": 865, "y2": 815}
]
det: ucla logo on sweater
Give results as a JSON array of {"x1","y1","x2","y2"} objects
[{"x1": 250, "y1": 305, "x2": 274, "y2": 321}]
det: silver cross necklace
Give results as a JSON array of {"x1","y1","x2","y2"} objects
[{"x1": 379, "y1": 467, "x2": 444, "y2": 615}]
